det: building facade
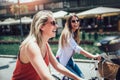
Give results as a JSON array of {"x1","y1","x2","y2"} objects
[
  {"x1": 0, "y1": 0, "x2": 120, "y2": 36},
  {"x1": 0, "y1": 0, "x2": 120, "y2": 19}
]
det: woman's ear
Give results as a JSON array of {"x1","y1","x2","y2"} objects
[{"x1": 40, "y1": 26, "x2": 44, "y2": 31}]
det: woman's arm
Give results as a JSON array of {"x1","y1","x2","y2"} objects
[
  {"x1": 47, "y1": 43, "x2": 82, "y2": 80},
  {"x1": 80, "y1": 49, "x2": 101, "y2": 60},
  {"x1": 26, "y1": 42, "x2": 55, "y2": 80},
  {"x1": 69, "y1": 36, "x2": 101, "y2": 60}
]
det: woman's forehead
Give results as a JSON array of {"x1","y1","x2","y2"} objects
[{"x1": 71, "y1": 16, "x2": 78, "y2": 19}]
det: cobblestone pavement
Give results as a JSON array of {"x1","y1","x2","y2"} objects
[{"x1": 0, "y1": 57, "x2": 102, "y2": 80}]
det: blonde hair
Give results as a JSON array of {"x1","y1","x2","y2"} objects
[
  {"x1": 20, "y1": 10, "x2": 53, "y2": 49},
  {"x1": 59, "y1": 14, "x2": 80, "y2": 48}
]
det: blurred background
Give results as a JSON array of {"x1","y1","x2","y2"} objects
[
  {"x1": 0, "y1": 0, "x2": 120, "y2": 58},
  {"x1": 0, "y1": 0, "x2": 120, "y2": 80}
]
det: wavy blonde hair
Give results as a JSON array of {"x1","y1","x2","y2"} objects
[{"x1": 20, "y1": 10, "x2": 53, "y2": 49}]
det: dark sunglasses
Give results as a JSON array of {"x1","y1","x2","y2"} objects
[
  {"x1": 50, "y1": 21, "x2": 57, "y2": 26},
  {"x1": 71, "y1": 20, "x2": 79, "y2": 23}
]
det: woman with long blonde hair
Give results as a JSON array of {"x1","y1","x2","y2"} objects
[{"x1": 11, "y1": 11, "x2": 83, "y2": 80}]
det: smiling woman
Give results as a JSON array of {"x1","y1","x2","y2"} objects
[{"x1": 8, "y1": 0, "x2": 33, "y2": 3}]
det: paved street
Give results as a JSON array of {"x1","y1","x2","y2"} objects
[
  {"x1": 0, "y1": 57, "x2": 16, "y2": 80},
  {"x1": 0, "y1": 57, "x2": 102, "y2": 80}
]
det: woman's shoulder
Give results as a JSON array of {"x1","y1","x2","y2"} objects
[
  {"x1": 28, "y1": 40, "x2": 38, "y2": 47},
  {"x1": 23, "y1": 40, "x2": 38, "y2": 52},
  {"x1": 68, "y1": 34, "x2": 74, "y2": 40}
]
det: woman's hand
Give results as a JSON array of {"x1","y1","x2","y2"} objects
[{"x1": 93, "y1": 54, "x2": 101, "y2": 61}]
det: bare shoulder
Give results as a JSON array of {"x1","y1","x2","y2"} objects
[
  {"x1": 26, "y1": 41, "x2": 41, "y2": 56},
  {"x1": 27, "y1": 41, "x2": 39, "y2": 50},
  {"x1": 20, "y1": 41, "x2": 40, "y2": 63}
]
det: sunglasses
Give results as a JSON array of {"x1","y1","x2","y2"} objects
[
  {"x1": 71, "y1": 20, "x2": 79, "y2": 23},
  {"x1": 50, "y1": 21, "x2": 57, "y2": 26}
]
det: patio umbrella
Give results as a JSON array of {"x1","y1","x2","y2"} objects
[
  {"x1": 0, "y1": 18, "x2": 16, "y2": 25},
  {"x1": 53, "y1": 10, "x2": 68, "y2": 19},
  {"x1": 16, "y1": 16, "x2": 33, "y2": 24},
  {"x1": 21, "y1": 16, "x2": 32, "y2": 24},
  {"x1": 77, "y1": 7, "x2": 120, "y2": 18}
]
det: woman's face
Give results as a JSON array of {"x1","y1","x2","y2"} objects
[
  {"x1": 71, "y1": 16, "x2": 80, "y2": 32},
  {"x1": 41, "y1": 17, "x2": 58, "y2": 39}
]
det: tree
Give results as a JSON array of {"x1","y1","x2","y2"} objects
[{"x1": 10, "y1": 4, "x2": 28, "y2": 18}]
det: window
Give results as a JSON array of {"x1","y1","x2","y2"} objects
[{"x1": 44, "y1": 2, "x2": 63, "y2": 10}]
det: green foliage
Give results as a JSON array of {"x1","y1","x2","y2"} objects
[
  {"x1": 0, "y1": 32, "x2": 118, "y2": 59},
  {"x1": 0, "y1": 44, "x2": 19, "y2": 55},
  {"x1": 0, "y1": 36, "x2": 21, "y2": 41},
  {"x1": 50, "y1": 44, "x2": 58, "y2": 55}
]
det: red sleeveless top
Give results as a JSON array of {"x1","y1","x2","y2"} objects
[{"x1": 11, "y1": 45, "x2": 50, "y2": 80}]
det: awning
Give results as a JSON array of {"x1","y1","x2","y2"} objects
[
  {"x1": 77, "y1": 7, "x2": 120, "y2": 18},
  {"x1": 0, "y1": 18, "x2": 16, "y2": 25},
  {"x1": 53, "y1": 10, "x2": 68, "y2": 19}
]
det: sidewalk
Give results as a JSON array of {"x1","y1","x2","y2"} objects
[
  {"x1": 0, "y1": 57, "x2": 16, "y2": 80},
  {"x1": 0, "y1": 56, "x2": 102, "y2": 80}
]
